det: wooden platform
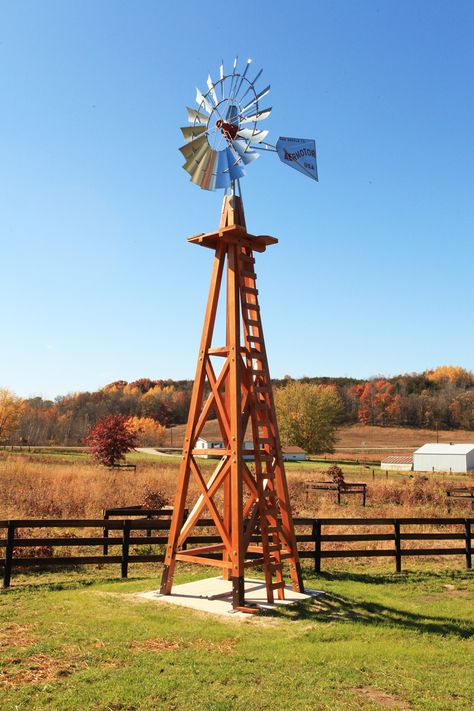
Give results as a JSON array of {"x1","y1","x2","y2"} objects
[{"x1": 139, "y1": 577, "x2": 317, "y2": 619}]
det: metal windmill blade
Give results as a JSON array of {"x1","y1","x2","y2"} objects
[{"x1": 179, "y1": 58, "x2": 270, "y2": 191}]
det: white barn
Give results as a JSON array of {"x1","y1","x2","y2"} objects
[
  {"x1": 413, "y1": 443, "x2": 474, "y2": 473},
  {"x1": 282, "y1": 446, "x2": 307, "y2": 462},
  {"x1": 195, "y1": 438, "x2": 253, "y2": 460}
]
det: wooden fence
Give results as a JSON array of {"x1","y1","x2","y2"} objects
[{"x1": 0, "y1": 516, "x2": 472, "y2": 588}]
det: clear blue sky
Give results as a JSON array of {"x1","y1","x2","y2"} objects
[{"x1": 1, "y1": 1, "x2": 473, "y2": 400}]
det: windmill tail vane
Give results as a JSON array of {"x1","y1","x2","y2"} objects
[{"x1": 179, "y1": 56, "x2": 319, "y2": 190}]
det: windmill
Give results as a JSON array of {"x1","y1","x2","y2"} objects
[{"x1": 160, "y1": 58, "x2": 318, "y2": 612}]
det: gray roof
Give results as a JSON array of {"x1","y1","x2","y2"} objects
[{"x1": 414, "y1": 443, "x2": 474, "y2": 455}]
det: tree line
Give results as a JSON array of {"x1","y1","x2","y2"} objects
[{"x1": 1, "y1": 366, "x2": 473, "y2": 447}]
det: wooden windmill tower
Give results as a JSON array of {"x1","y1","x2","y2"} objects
[{"x1": 160, "y1": 58, "x2": 318, "y2": 611}]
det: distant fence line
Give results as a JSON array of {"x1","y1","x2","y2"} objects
[{"x1": 0, "y1": 514, "x2": 473, "y2": 588}]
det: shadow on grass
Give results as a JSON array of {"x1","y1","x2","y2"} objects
[
  {"x1": 262, "y1": 591, "x2": 474, "y2": 638},
  {"x1": 0, "y1": 567, "x2": 157, "y2": 593},
  {"x1": 304, "y1": 568, "x2": 472, "y2": 586}
]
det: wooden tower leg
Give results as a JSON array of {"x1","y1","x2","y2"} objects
[
  {"x1": 159, "y1": 244, "x2": 225, "y2": 595},
  {"x1": 160, "y1": 193, "x2": 304, "y2": 609}
]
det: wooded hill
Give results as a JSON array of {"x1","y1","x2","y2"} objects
[{"x1": 9, "y1": 366, "x2": 473, "y2": 446}]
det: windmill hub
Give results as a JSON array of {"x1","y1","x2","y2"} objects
[{"x1": 216, "y1": 118, "x2": 239, "y2": 141}]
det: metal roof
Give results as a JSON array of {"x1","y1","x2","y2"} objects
[
  {"x1": 414, "y1": 443, "x2": 474, "y2": 455},
  {"x1": 381, "y1": 455, "x2": 413, "y2": 464}
]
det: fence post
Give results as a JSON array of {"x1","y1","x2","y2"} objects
[
  {"x1": 394, "y1": 521, "x2": 402, "y2": 573},
  {"x1": 121, "y1": 520, "x2": 131, "y2": 579},
  {"x1": 363, "y1": 486, "x2": 367, "y2": 507},
  {"x1": 337, "y1": 486, "x2": 341, "y2": 506},
  {"x1": 3, "y1": 523, "x2": 15, "y2": 589},
  {"x1": 103, "y1": 510, "x2": 110, "y2": 555},
  {"x1": 312, "y1": 520, "x2": 321, "y2": 573},
  {"x1": 465, "y1": 520, "x2": 472, "y2": 570}
]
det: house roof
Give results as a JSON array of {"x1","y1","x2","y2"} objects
[
  {"x1": 282, "y1": 446, "x2": 306, "y2": 454},
  {"x1": 381, "y1": 455, "x2": 413, "y2": 464},
  {"x1": 414, "y1": 443, "x2": 474, "y2": 456}
]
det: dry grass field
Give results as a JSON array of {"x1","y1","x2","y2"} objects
[
  {"x1": 1, "y1": 452, "x2": 472, "y2": 522},
  {"x1": 334, "y1": 424, "x2": 474, "y2": 459}
]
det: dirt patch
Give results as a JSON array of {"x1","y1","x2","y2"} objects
[
  {"x1": 442, "y1": 584, "x2": 471, "y2": 596},
  {"x1": 356, "y1": 686, "x2": 411, "y2": 709},
  {"x1": 0, "y1": 623, "x2": 38, "y2": 650},
  {"x1": 130, "y1": 637, "x2": 236, "y2": 654},
  {"x1": 0, "y1": 652, "x2": 87, "y2": 688}
]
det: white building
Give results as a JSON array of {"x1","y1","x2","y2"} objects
[
  {"x1": 282, "y1": 446, "x2": 307, "y2": 462},
  {"x1": 195, "y1": 438, "x2": 253, "y2": 460},
  {"x1": 413, "y1": 443, "x2": 474, "y2": 473},
  {"x1": 380, "y1": 455, "x2": 413, "y2": 472}
]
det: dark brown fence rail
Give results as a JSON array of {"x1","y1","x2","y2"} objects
[{"x1": 0, "y1": 515, "x2": 472, "y2": 588}]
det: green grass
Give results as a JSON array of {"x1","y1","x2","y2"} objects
[{"x1": 1, "y1": 564, "x2": 473, "y2": 710}]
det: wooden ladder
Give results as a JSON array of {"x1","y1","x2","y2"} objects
[{"x1": 238, "y1": 246, "x2": 296, "y2": 602}]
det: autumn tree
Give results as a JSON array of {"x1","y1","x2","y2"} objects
[
  {"x1": 0, "y1": 388, "x2": 25, "y2": 444},
  {"x1": 128, "y1": 416, "x2": 166, "y2": 446},
  {"x1": 449, "y1": 392, "x2": 474, "y2": 429},
  {"x1": 85, "y1": 415, "x2": 138, "y2": 467},
  {"x1": 275, "y1": 382, "x2": 343, "y2": 454},
  {"x1": 426, "y1": 365, "x2": 474, "y2": 387},
  {"x1": 348, "y1": 379, "x2": 401, "y2": 425}
]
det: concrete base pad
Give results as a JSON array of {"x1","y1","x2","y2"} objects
[{"x1": 138, "y1": 577, "x2": 321, "y2": 619}]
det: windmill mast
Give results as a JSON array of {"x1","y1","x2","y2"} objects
[{"x1": 160, "y1": 191, "x2": 304, "y2": 610}]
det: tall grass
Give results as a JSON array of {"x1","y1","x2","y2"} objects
[{"x1": 0, "y1": 454, "x2": 470, "y2": 520}]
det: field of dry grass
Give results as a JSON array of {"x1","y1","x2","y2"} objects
[{"x1": 1, "y1": 452, "x2": 472, "y2": 522}]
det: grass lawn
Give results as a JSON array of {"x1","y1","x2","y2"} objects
[{"x1": 1, "y1": 564, "x2": 473, "y2": 710}]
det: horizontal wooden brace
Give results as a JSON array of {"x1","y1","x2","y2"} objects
[
  {"x1": 175, "y1": 552, "x2": 233, "y2": 569},
  {"x1": 192, "y1": 449, "x2": 230, "y2": 457}
]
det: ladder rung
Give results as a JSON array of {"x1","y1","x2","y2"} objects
[
  {"x1": 242, "y1": 302, "x2": 260, "y2": 311},
  {"x1": 271, "y1": 581, "x2": 285, "y2": 590},
  {"x1": 249, "y1": 348, "x2": 264, "y2": 357},
  {"x1": 246, "y1": 319, "x2": 260, "y2": 326},
  {"x1": 240, "y1": 254, "x2": 255, "y2": 264},
  {"x1": 267, "y1": 544, "x2": 282, "y2": 552},
  {"x1": 242, "y1": 286, "x2": 258, "y2": 295},
  {"x1": 266, "y1": 526, "x2": 280, "y2": 534},
  {"x1": 247, "y1": 335, "x2": 262, "y2": 343},
  {"x1": 241, "y1": 272, "x2": 257, "y2": 280}
]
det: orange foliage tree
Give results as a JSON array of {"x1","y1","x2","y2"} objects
[
  {"x1": 348, "y1": 379, "x2": 401, "y2": 425},
  {"x1": 128, "y1": 416, "x2": 166, "y2": 447}
]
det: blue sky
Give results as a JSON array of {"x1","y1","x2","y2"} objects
[{"x1": 1, "y1": 1, "x2": 473, "y2": 399}]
